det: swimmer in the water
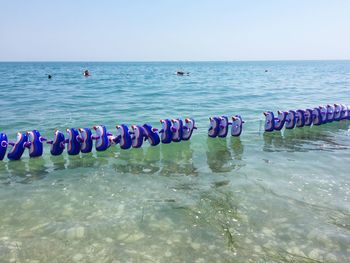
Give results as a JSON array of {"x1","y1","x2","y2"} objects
[
  {"x1": 48, "y1": 74, "x2": 52, "y2": 79},
  {"x1": 83, "y1": 70, "x2": 90, "y2": 77},
  {"x1": 176, "y1": 71, "x2": 189, "y2": 76}
]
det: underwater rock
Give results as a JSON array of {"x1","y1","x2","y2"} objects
[
  {"x1": 73, "y1": 253, "x2": 83, "y2": 262},
  {"x1": 191, "y1": 242, "x2": 201, "y2": 250},
  {"x1": 67, "y1": 226, "x2": 85, "y2": 239},
  {"x1": 105, "y1": 237, "x2": 114, "y2": 243},
  {"x1": 165, "y1": 251, "x2": 172, "y2": 257},
  {"x1": 308, "y1": 248, "x2": 323, "y2": 261},
  {"x1": 261, "y1": 227, "x2": 275, "y2": 237},
  {"x1": 325, "y1": 253, "x2": 337, "y2": 262},
  {"x1": 287, "y1": 247, "x2": 306, "y2": 258}
]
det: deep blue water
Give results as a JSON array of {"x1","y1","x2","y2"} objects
[{"x1": 0, "y1": 61, "x2": 350, "y2": 262}]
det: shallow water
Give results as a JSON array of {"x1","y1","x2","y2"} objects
[{"x1": 1, "y1": 61, "x2": 350, "y2": 262}]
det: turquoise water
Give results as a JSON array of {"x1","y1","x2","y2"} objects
[{"x1": 1, "y1": 61, "x2": 350, "y2": 262}]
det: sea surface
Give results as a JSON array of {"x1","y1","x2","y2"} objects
[{"x1": 0, "y1": 61, "x2": 350, "y2": 262}]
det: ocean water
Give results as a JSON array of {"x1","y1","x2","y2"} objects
[{"x1": 0, "y1": 61, "x2": 350, "y2": 262}]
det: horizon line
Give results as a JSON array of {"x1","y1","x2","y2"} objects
[{"x1": 0, "y1": 59, "x2": 350, "y2": 63}]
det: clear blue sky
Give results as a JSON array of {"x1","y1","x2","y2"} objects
[{"x1": 0, "y1": 0, "x2": 349, "y2": 61}]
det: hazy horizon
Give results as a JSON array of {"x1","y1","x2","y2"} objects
[{"x1": 1, "y1": 59, "x2": 350, "y2": 63}]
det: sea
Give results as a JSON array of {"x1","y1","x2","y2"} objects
[{"x1": 0, "y1": 61, "x2": 350, "y2": 262}]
